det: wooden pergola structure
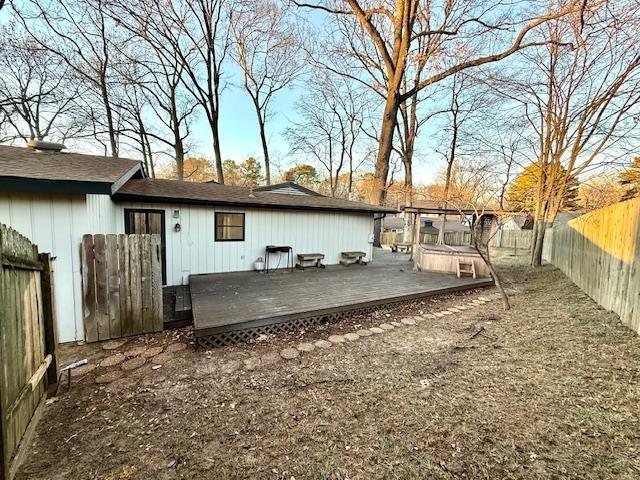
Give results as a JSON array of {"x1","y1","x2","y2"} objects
[{"x1": 400, "y1": 204, "x2": 504, "y2": 265}]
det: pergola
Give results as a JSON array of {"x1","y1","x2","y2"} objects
[{"x1": 399, "y1": 204, "x2": 505, "y2": 256}]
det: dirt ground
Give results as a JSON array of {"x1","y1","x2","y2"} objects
[{"x1": 15, "y1": 256, "x2": 640, "y2": 480}]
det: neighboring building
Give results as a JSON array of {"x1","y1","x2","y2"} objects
[
  {"x1": 501, "y1": 214, "x2": 531, "y2": 230},
  {"x1": 254, "y1": 182, "x2": 321, "y2": 196},
  {"x1": 0, "y1": 145, "x2": 393, "y2": 343},
  {"x1": 383, "y1": 215, "x2": 469, "y2": 235}
]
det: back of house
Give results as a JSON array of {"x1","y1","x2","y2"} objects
[{"x1": 0, "y1": 144, "x2": 393, "y2": 343}]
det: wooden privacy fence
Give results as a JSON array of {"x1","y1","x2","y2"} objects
[
  {"x1": 542, "y1": 198, "x2": 640, "y2": 334},
  {"x1": 491, "y1": 228, "x2": 533, "y2": 250},
  {"x1": 1, "y1": 225, "x2": 57, "y2": 480},
  {"x1": 382, "y1": 231, "x2": 471, "y2": 246},
  {"x1": 81, "y1": 234, "x2": 163, "y2": 343},
  {"x1": 422, "y1": 231, "x2": 471, "y2": 246}
]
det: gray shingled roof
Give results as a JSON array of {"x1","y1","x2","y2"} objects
[
  {"x1": 114, "y1": 178, "x2": 396, "y2": 214},
  {"x1": 0, "y1": 145, "x2": 141, "y2": 185}
]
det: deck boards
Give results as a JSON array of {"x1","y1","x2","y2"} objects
[{"x1": 191, "y1": 249, "x2": 493, "y2": 337}]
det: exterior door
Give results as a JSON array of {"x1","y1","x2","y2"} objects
[{"x1": 124, "y1": 209, "x2": 167, "y2": 284}]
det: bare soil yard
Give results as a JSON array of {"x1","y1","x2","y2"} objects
[{"x1": 15, "y1": 261, "x2": 640, "y2": 480}]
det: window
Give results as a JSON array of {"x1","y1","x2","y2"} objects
[{"x1": 215, "y1": 212, "x2": 245, "y2": 241}]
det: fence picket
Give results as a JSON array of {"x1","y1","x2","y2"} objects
[
  {"x1": 118, "y1": 235, "x2": 131, "y2": 336},
  {"x1": 81, "y1": 235, "x2": 98, "y2": 343},
  {"x1": 94, "y1": 234, "x2": 110, "y2": 341},
  {"x1": 140, "y1": 235, "x2": 152, "y2": 333},
  {"x1": 106, "y1": 235, "x2": 121, "y2": 339},
  {"x1": 150, "y1": 235, "x2": 163, "y2": 332},
  {"x1": 129, "y1": 235, "x2": 143, "y2": 336}
]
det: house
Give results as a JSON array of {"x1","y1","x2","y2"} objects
[
  {"x1": 0, "y1": 144, "x2": 394, "y2": 343},
  {"x1": 501, "y1": 213, "x2": 532, "y2": 230}
]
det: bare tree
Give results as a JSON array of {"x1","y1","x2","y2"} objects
[
  {"x1": 132, "y1": 0, "x2": 232, "y2": 183},
  {"x1": 0, "y1": 24, "x2": 86, "y2": 143},
  {"x1": 433, "y1": 73, "x2": 491, "y2": 244},
  {"x1": 286, "y1": 85, "x2": 344, "y2": 196},
  {"x1": 442, "y1": 161, "x2": 511, "y2": 310},
  {"x1": 231, "y1": 0, "x2": 305, "y2": 185},
  {"x1": 14, "y1": 0, "x2": 123, "y2": 156},
  {"x1": 493, "y1": 3, "x2": 640, "y2": 266},
  {"x1": 114, "y1": 82, "x2": 158, "y2": 178},
  {"x1": 286, "y1": 74, "x2": 368, "y2": 197},
  {"x1": 295, "y1": 0, "x2": 586, "y2": 205},
  {"x1": 109, "y1": 1, "x2": 204, "y2": 179}
]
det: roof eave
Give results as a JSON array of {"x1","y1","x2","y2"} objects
[
  {"x1": 0, "y1": 176, "x2": 113, "y2": 195},
  {"x1": 111, "y1": 192, "x2": 395, "y2": 214}
]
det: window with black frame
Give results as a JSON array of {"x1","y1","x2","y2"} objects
[{"x1": 215, "y1": 212, "x2": 245, "y2": 241}]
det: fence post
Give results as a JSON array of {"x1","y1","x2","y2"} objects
[
  {"x1": 0, "y1": 228, "x2": 5, "y2": 480},
  {"x1": 38, "y1": 253, "x2": 58, "y2": 392}
]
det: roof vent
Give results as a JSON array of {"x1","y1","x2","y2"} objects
[{"x1": 26, "y1": 139, "x2": 66, "y2": 153}]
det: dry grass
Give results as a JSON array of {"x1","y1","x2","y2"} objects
[{"x1": 16, "y1": 262, "x2": 640, "y2": 480}]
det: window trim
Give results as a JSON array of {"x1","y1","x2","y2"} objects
[{"x1": 214, "y1": 211, "x2": 245, "y2": 242}]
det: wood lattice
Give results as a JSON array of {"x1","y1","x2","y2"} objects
[{"x1": 196, "y1": 297, "x2": 419, "y2": 349}]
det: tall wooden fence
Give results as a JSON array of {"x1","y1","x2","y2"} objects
[
  {"x1": 382, "y1": 231, "x2": 471, "y2": 246},
  {"x1": 81, "y1": 234, "x2": 163, "y2": 343},
  {"x1": 491, "y1": 229, "x2": 533, "y2": 250},
  {"x1": 543, "y1": 198, "x2": 640, "y2": 334},
  {"x1": 1, "y1": 225, "x2": 57, "y2": 480}
]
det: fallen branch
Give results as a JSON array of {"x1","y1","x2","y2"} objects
[{"x1": 470, "y1": 326, "x2": 485, "y2": 339}]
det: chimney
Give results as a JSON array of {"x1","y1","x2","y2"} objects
[{"x1": 26, "y1": 139, "x2": 66, "y2": 153}]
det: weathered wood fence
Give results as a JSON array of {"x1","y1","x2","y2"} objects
[
  {"x1": 81, "y1": 234, "x2": 163, "y2": 343},
  {"x1": 1, "y1": 225, "x2": 57, "y2": 480},
  {"x1": 382, "y1": 231, "x2": 471, "y2": 246},
  {"x1": 490, "y1": 229, "x2": 533, "y2": 250},
  {"x1": 543, "y1": 198, "x2": 640, "y2": 334}
]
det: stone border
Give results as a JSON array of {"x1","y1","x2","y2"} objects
[{"x1": 239, "y1": 291, "x2": 504, "y2": 372}]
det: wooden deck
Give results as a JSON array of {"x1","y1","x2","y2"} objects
[{"x1": 190, "y1": 249, "x2": 493, "y2": 345}]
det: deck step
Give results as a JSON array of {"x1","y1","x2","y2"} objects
[
  {"x1": 175, "y1": 285, "x2": 192, "y2": 312},
  {"x1": 456, "y1": 258, "x2": 476, "y2": 279}
]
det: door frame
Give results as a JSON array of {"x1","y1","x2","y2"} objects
[{"x1": 124, "y1": 208, "x2": 167, "y2": 285}]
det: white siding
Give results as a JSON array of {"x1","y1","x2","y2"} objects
[
  {"x1": 88, "y1": 196, "x2": 375, "y2": 286},
  {"x1": 0, "y1": 192, "x2": 88, "y2": 343}
]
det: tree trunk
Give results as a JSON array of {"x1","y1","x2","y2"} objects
[
  {"x1": 475, "y1": 242, "x2": 510, "y2": 310},
  {"x1": 211, "y1": 117, "x2": 224, "y2": 184},
  {"x1": 438, "y1": 102, "x2": 458, "y2": 245},
  {"x1": 531, "y1": 219, "x2": 547, "y2": 267},
  {"x1": 144, "y1": 131, "x2": 155, "y2": 178},
  {"x1": 371, "y1": 91, "x2": 401, "y2": 205},
  {"x1": 175, "y1": 140, "x2": 185, "y2": 181},
  {"x1": 402, "y1": 143, "x2": 414, "y2": 244},
  {"x1": 437, "y1": 165, "x2": 454, "y2": 245},
  {"x1": 253, "y1": 101, "x2": 271, "y2": 185},
  {"x1": 100, "y1": 78, "x2": 118, "y2": 158}
]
